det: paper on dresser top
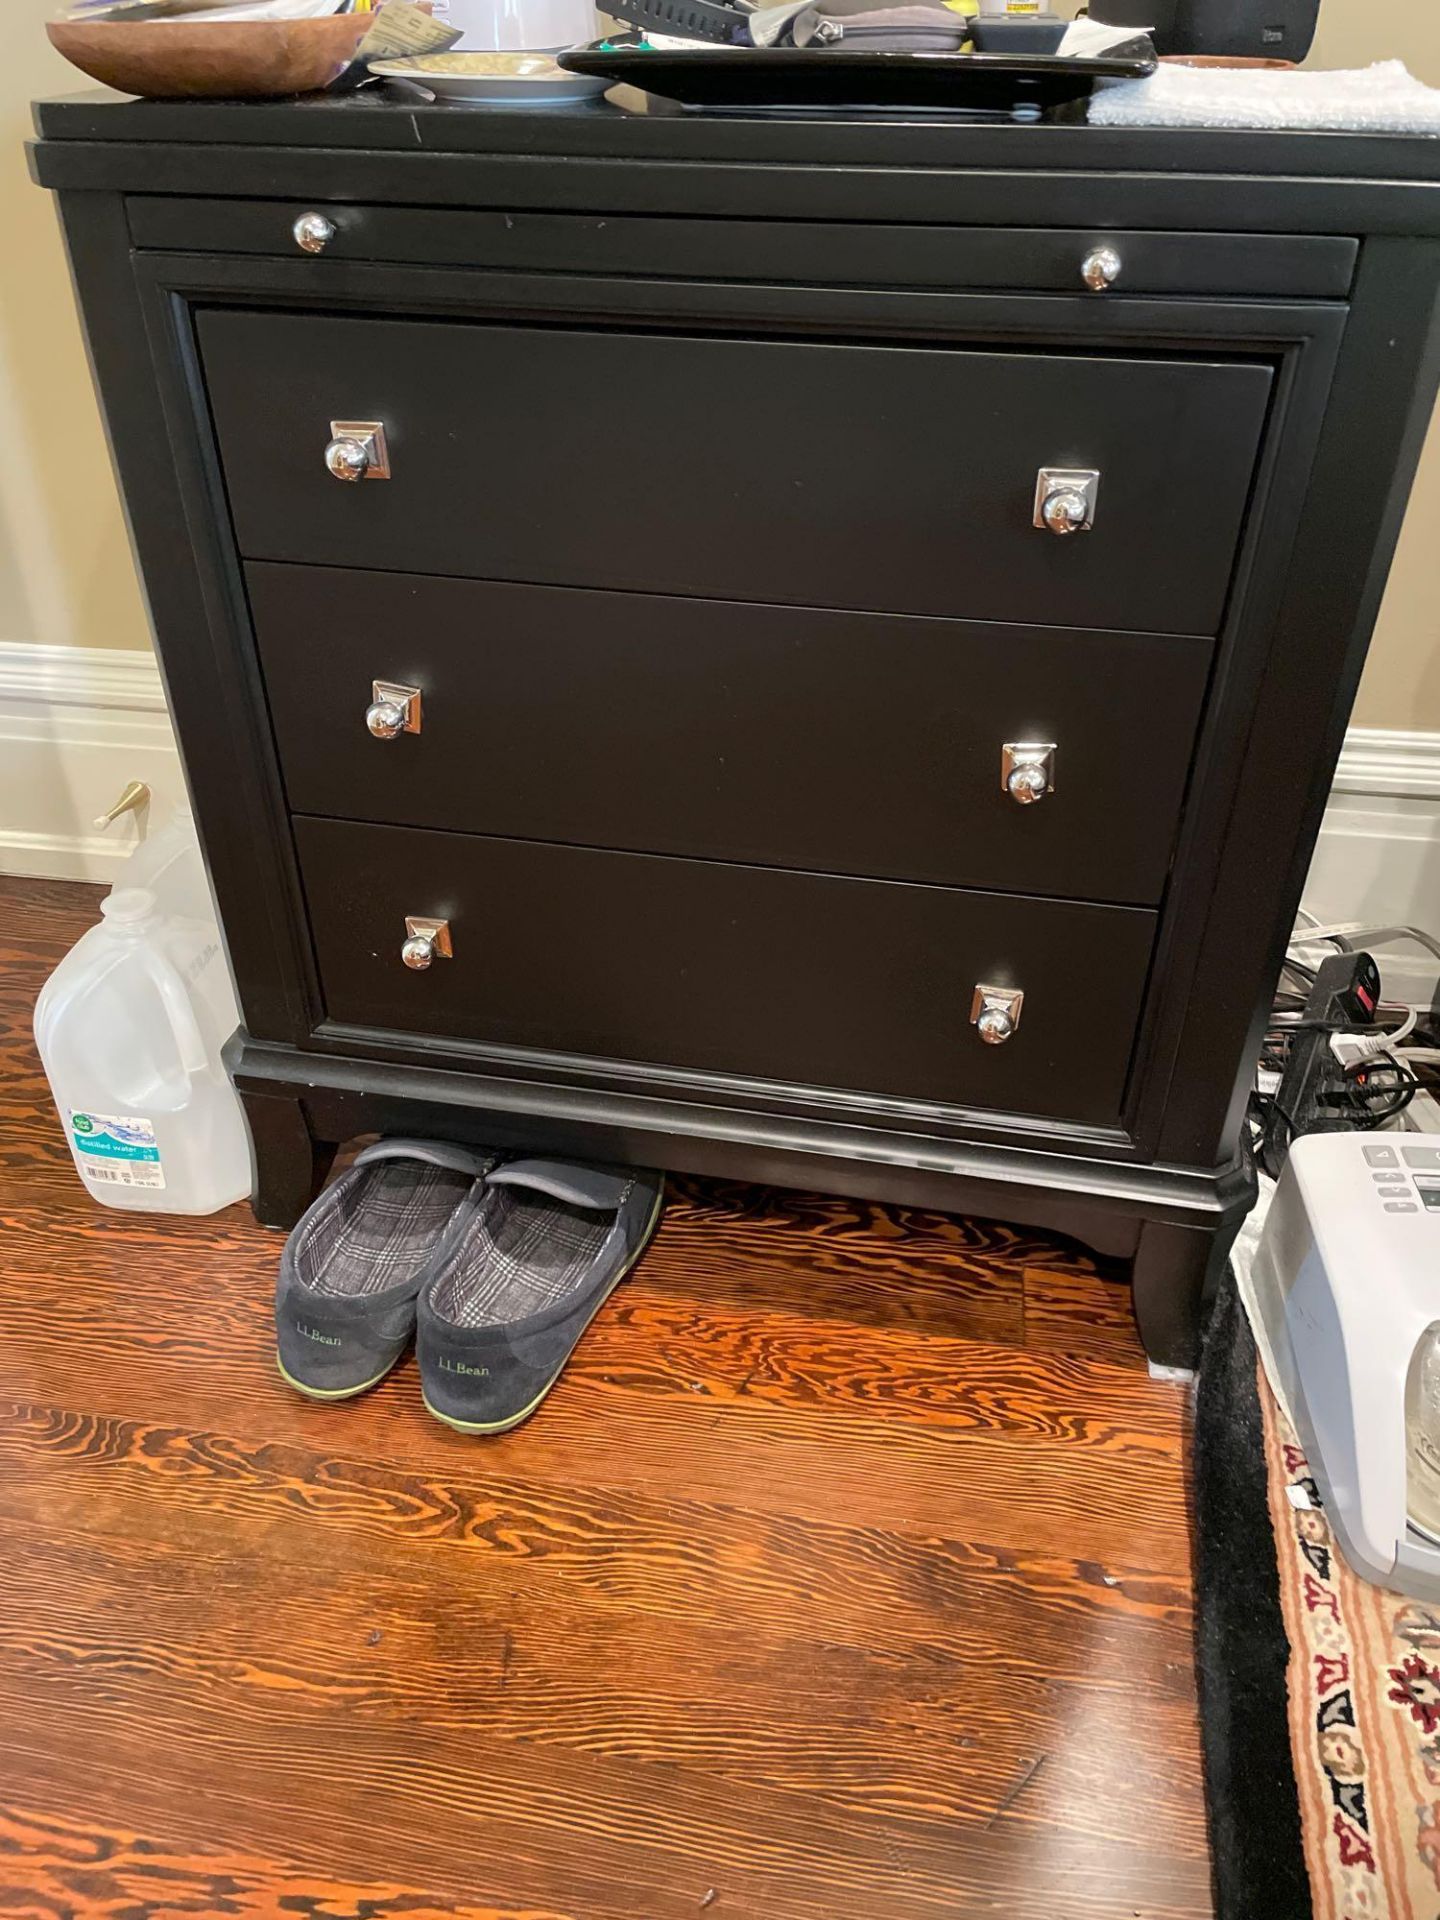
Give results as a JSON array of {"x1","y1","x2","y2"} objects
[
  {"x1": 1058, "y1": 17, "x2": 1152, "y2": 57},
  {"x1": 1090, "y1": 57, "x2": 1440, "y2": 133}
]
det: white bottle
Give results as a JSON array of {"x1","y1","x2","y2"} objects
[{"x1": 34, "y1": 887, "x2": 251, "y2": 1215}]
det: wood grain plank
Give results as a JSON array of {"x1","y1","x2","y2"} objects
[
  {"x1": 1023, "y1": 1264, "x2": 1151, "y2": 1364},
  {"x1": 0, "y1": 1802, "x2": 566, "y2": 1920},
  {"x1": 0, "y1": 873, "x2": 1208, "y2": 1920},
  {"x1": 0, "y1": 1403, "x2": 1196, "y2": 1704},
  {"x1": 0, "y1": 1505, "x2": 1206, "y2": 1853},
  {"x1": 0, "y1": 1680, "x2": 1214, "y2": 1920},
  {"x1": 0, "y1": 1204, "x2": 1179, "y2": 1445},
  {"x1": 0, "y1": 1208, "x2": 1191, "y2": 1570},
  {"x1": 651, "y1": 1175, "x2": 1103, "y2": 1339}
]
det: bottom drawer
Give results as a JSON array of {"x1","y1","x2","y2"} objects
[{"x1": 295, "y1": 819, "x2": 1158, "y2": 1127}]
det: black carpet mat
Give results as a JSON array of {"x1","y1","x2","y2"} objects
[{"x1": 1194, "y1": 1269, "x2": 1311, "y2": 1919}]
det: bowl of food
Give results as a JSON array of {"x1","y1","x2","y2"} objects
[{"x1": 47, "y1": 11, "x2": 373, "y2": 97}]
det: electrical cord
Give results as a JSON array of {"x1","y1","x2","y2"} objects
[
  {"x1": 1333, "y1": 1005, "x2": 1421, "y2": 1062},
  {"x1": 1336, "y1": 1052, "x2": 1420, "y2": 1128},
  {"x1": 1254, "y1": 1052, "x2": 1419, "y2": 1175},
  {"x1": 1290, "y1": 923, "x2": 1440, "y2": 964}
]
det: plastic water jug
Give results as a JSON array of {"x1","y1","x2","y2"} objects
[
  {"x1": 108, "y1": 804, "x2": 242, "y2": 1028},
  {"x1": 112, "y1": 805, "x2": 217, "y2": 926},
  {"x1": 34, "y1": 886, "x2": 251, "y2": 1214}
]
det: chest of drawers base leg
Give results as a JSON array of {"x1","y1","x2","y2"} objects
[{"x1": 227, "y1": 1032, "x2": 1253, "y2": 1368}]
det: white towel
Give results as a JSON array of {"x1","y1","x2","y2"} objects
[{"x1": 1089, "y1": 58, "x2": 1440, "y2": 135}]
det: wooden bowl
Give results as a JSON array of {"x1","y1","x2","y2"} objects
[
  {"x1": 46, "y1": 14, "x2": 373, "y2": 98},
  {"x1": 1159, "y1": 54, "x2": 1298, "y2": 69}
]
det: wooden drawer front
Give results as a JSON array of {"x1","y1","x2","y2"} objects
[
  {"x1": 295, "y1": 818, "x2": 1157, "y2": 1126},
  {"x1": 201, "y1": 310, "x2": 1272, "y2": 636},
  {"x1": 255, "y1": 564, "x2": 1210, "y2": 907},
  {"x1": 133, "y1": 197, "x2": 1358, "y2": 298}
]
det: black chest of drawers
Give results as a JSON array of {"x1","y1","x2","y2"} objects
[{"x1": 31, "y1": 95, "x2": 1440, "y2": 1364}]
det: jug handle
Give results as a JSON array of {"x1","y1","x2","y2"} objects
[{"x1": 140, "y1": 946, "x2": 210, "y2": 1080}]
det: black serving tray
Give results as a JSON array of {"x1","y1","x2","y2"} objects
[{"x1": 557, "y1": 38, "x2": 1155, "y2": 113}]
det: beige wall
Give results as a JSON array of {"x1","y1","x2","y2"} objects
[
  {"x1": 3, "y1": 1, "x2": 1440, "y2": 724},
  {"x1": 1, "y1": 0, "x2": 152, "y2": 652},
  {"x1": 1311, "y1": 3, "x2": 1440, "y2": 729},
  {"x1": 1048, "y1": 0, "x2": 1440, "y2": 727}
]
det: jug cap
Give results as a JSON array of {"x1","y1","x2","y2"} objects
[{"x1": 101, "y1": 887, "x2": 159, "y2": 927}]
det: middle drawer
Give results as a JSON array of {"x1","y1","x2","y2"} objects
[{"x1": 251, "y1": 564, "x2": 1212, "y2": 905}]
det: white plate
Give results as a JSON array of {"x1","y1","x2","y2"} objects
[{"x1": 369, "y1": 52, "x2": 609, "y2": 102}]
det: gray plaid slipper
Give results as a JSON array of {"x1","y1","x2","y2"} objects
[
  {"x1": 417, "y1": 1159, "x2": 665, "y2": 1434},
  {"x1": 275, "y1": 1138, "x2": 493, "y2": 1401}
]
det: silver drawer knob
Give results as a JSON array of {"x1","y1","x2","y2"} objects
[
  {"x1": 401, "y1": 916, "x2": 452, "y2": 971},
  {"x1": 366, "y1": 680, "x2": 422, "y2": 740},
  {"x1": 324, "y1": 420, "x2": 391, "y2": 484},
  {"x1": 1034, "y1": 467, "x2": 1100, "y2": 536},
  {"x1": 1042, "y1": 488, "x2": 1090, "y2": 536},
  {"x1": 326, "y1": 437, "x2": 370, "y2": 483},
  {"x1": 971, "y1": 984, "x2": 1023, "y2": 1047},
  {"x1": 293, "y1": 211, "x2": 336, "y2": 255},
  {"x1": 977, "y1": 1007, "x2": 1015, "y2": 1045},
  {"x1": 1008, "y1": 765, "x2": 1048, "y2": 804},
  {"x1": 367, "y1": 699, "x2": 407, "y2": 739},
  {"x1": 1082, "y1": 245, "x2": 1122, "y2": 293},
  {"x1": 1002, "y1": 741, "x2": 1057, "y2": 806}
]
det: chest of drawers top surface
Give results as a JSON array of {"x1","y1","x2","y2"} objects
[
  {"x1": 29, "y1": 89, "x2": 1440, "y2": 239},
  {"x1": 29, "y1": 86, "x2": 1440, "y2": 178}
]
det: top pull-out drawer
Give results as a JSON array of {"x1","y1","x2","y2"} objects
[
  {"x1": 198, "y1": 309, "x2": 1271, "y2": 635},
  {"x1": 132, "y1": 198, "x2": 1358, "y2": 299}
]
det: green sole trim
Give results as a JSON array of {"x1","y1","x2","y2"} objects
[
  {"x1": 422, "y1": 1184, "x2": 666, "y2": 1436},
  {"x1": 275, "y1": 1354, "x2": 394, "y2": 1402},
  {"x1": 422, "y1": 1375, "x2": 558, "y2": 1436}
]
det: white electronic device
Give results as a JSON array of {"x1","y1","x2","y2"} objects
[{"x1": 1251, "y1": 1131, "x2": 1440, "y2": 1596}]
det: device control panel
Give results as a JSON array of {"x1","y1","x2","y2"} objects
[{"x1": 1364, "y1": 1143, "x2": 1440, "y2": 1215}]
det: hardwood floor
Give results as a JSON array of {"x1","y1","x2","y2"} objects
[{"x1": 0, "y1": 875, "x2": 1210, "y2": 1919}]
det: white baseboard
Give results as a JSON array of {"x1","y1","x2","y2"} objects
[
  {"x1": 0, "y1": 641, "x2": 184, "y2": 884},
  {"x1": 1306, "y1": 729, "x2": 1440, "y2": 1002},
  {"x1": 1331, "y1": 727, "x2": 1440, "y2": 801}
]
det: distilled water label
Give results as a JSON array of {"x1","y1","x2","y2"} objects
[{"x1": 69, "y1": 1111, "x2": 165, "y2": 1189}]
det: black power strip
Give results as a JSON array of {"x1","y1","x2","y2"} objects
[{"x1": 1261, "y1": 951, "x2": 1395, "y2": 1178}]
